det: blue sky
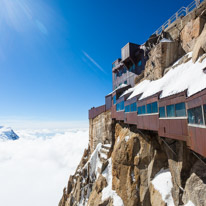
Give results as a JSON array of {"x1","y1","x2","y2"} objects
[{"x1": 0, "y1": 0, "x2": 190, "y2": 125}]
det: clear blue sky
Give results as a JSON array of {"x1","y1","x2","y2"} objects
[{"x1": 0, "y1": 0, "x2": 190, "y2": 123}]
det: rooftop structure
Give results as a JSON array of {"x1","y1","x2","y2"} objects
[{"x1": 112, "y1": 42, "x2": 148, "y2": 90}]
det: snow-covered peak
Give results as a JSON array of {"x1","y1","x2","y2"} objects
[{"x1": 0, "y1": 126, "x2": 19, "y2": 140}]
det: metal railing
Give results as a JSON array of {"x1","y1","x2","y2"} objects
[{"x1": 154, "y1": 0, "x2": 205, "y2": 35}]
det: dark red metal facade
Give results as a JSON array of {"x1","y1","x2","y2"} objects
[
  {"x1": 136, "y1": 93, "x2": 160, "y2": 131},
  {"x1": 89, "y1": 105, "x2": 106, "y2": 119},
  {"x1": 158, "y1": 92, "x2": 188, "y2": 141},
  {"x1": 186, "y1": 90, "x2": 206, "y2": 157}
]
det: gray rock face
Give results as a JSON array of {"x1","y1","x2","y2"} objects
[
  {"x1": 89, "y1": 110, "x2": 113, "y2": 152},
  {"x1": 182, "y1": 160, "x2": 206, "y2": 206},
  {"x1": 193, "y1": 23, "x2": 206, "y2": 62}
]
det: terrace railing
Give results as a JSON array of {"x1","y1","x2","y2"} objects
[{"x1": 154, "y1": 0, "x2": 205, "y2": 35}]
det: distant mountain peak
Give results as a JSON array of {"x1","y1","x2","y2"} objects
[{"x1": 0, "y1": 126, "x2": 19, "y2": 140}]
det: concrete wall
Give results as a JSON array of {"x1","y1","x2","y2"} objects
[{"x1": 89, "y1": 110, "x2": 114, "y2": 152}]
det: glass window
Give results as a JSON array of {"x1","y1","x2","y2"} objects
[
  {"x1": 159, "y1": 107, "x2": 166, "y2": 118},
  {"x1": 131, "y1": 103, "x2": 137, "y2": 112},
  {"x1": 116, "y1": 103, "x2": 119, "y2": 111},
  {"x1": 125, "y1": 105, "x2": 130, "y2": 113},
  {"x1": 138, "y1": 60, "x2": 142, "y2": 67},
  {"x1": 113, "y1": 95, "x2": 116, "y2": 105},
  {"x1": 152, "y1": 102, "x2": 158, "y2": 113},
  {"x1": 142, "y1": 105, "x2": 146, "y2": 114},
  {"x1": 123, "y1": 67, "x2": 127, "y2": 73},
  {"x1": 188, "y1": 106, "x2": 203, "y2": 125},
  {"x1": 138, "y1": 106, "x2": 142, "y2": 114},
  {"x1": 175, "y1": 102, "x2": 186, "y2": 117},
  {"x1": 121, "y1": 101, "x2": 124, "y2": 111},
  {"x1": 204, "y1": 104, "x2": 206, "y2": 125},
  {"x1": 167, "y1": 104, "x2": 175, "y2": 117},
  {"x1": 147, "y1": 104, "x2": 152, "y2": 114}
]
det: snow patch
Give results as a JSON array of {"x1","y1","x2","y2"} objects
[
  {"x1": 124, "y1": 135, "x2": 130, "y2": 142},
  {"x1": 160, "y1": 38, "x2": 173, "y2": 43},
  {"x1": 152, "y1": 168, "x2": 175, "y2": 206},
  {"x1": 128, "y1": 52, "x2": 206, "y2": 100},
  {"x1": 83, "y1": 143, "x2": 102, "y2": 179},
  {"x1": 184, "y1": 200, "x2": 195, "y2": 206},
  {"x1": 102, "y1": 158, "x2": 124, "y2": 206},
  {"x1": 107, "y1": 83, "x2": 128, "y2": 96}
]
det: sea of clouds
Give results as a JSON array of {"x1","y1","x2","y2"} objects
[{"x1": 0, "y1": 127, "x2": 89, "y2": 206}]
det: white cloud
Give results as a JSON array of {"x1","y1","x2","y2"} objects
[{"x1": 0, "y1": 127, "x2": 89, "y2": 206}]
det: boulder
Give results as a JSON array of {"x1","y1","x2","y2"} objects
[
  {"x1": 182, "y1": 160, "x2": 206, "y2": 206},
  {"x1": 181, "y1": 16, "x2": 206, "y2": 53},
  {"x1": 192, "y1": 23, "x2": 206, "y2": 62}
]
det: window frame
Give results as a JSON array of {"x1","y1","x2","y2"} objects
[
  {"x1": 166, "y1": 104, "x2": 175, "y2": 117},
  {"x1": 175, "y1": 102, "x2": 186, "y2": 117},
  {"x1": 187, "y1": 105, "x2": 204, "y2": 125},
  {"x1": 159, "y1": 106, "x2": 166, "y2": 118}
]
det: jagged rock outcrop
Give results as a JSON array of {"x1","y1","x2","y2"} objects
[
  {"x1": 144, "y1": 41, "x2": 179, "y2": 80},
  {"x1": 59, "y1": 122, "x2": 206, "y2": 206}
]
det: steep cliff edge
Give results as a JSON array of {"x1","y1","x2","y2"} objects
[
  {"x1": 59, "y1": 122, "x2": 206, "y2": 206},
  {"x1": 59, "y1": 3, "x2": 206, "y2": 206}
]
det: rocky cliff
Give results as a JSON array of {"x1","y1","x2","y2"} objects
[
  {"x1": 59, "y1": 123, "x2": 206, "y2": 206},
  {"x1": 59, "y1": 2, "x2": 206, "y2": 206}
]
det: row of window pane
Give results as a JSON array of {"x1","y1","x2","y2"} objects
[
  {"x1": 115, "y1": 67, "x2": 127, "y2": 79},
  {"x1": 159, "y1": 102, "x2": 186, "y2": 118},
  {"x1": 138, "y1": 105, "x2": 146, "y2": 115},
  {"x1": 125, "y1": 105, "x2": 130, "y2": 113},
  {"x1": 147, "y1": 102, "x2": 158, "y2": 114},
  {"x1": 138, "y1": 102, "x2": 158, "y2": 115},
  {"x1": 116, "y1": 101, "x2": 124, "y2": 111},
  {"x1": 125, "y1": 103, "x2": 137, "y2": 113},
  {"x1": 131, "y1": 103, "x2": 137, "y2": 112}
]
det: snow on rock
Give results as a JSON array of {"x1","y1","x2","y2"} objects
[
  {"x1": 0, "y1": 126, "x2": 19, "y2": 141},
  {"x1": 128, "y1": 52, "x2": 206, "y2": 100},
  {"x1": 124, "y1": 135, "x2": 130, "y2": 142},
  {"x1": 184, "y1": 200, "x2": 196, "y2": 206},
  {"x1": 102, "y1": 158, "x2": 124, "y2": 206},
  {"x1": 83, "y1": 143, "x2": 102, "y2": 179},
  {"x1": 160, "y1": 38, "x2": 173, "y2": 43},
  {"x1": 151, "y1": 168, "x2": 175, "y2": 206}
]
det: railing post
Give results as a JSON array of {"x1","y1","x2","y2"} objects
[
  {"x1": 186, "y1": 7, "x2": 189, "y2": 15},
  {"x1": 156, "y1": 31, "x2": 158, "y2": 35},
  {"x1": 176, "y1": 12, "x2": 179, "y2": 20},
  {"x1": 195, "y1": 0, "x2": 200, "y2": 7},
  {"x1": 162, "y1": 25, "x2": 165, "y2": 31},
  {"x1": 168, "y1": 19, "x2": 171, "y2": 25}
]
